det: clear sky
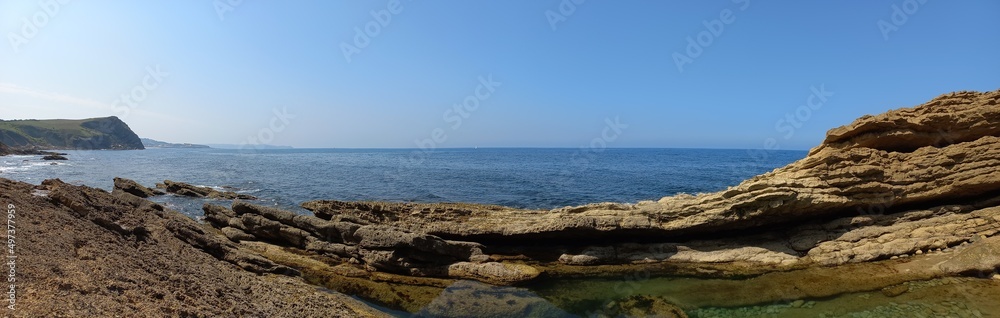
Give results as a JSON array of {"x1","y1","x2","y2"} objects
[{"x1": 1, "y1": 1, "x2": 997, "y2": 149}]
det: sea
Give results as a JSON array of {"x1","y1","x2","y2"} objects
[
  {"x1": 0, "y1": 147, "x2": 805, "y2": 217},
  {"x1": 4, "y1": 148, "x2": 995, "y2": 317}
]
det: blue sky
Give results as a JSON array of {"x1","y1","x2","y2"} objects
[{"x1": 0, "y1": 1, "x2": 997, "y2": 149}]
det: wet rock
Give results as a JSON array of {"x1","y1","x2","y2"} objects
[
  {"x1": 160, "y1": 179, "x2": 257, "y2": 200},
  {"x1": 603, "y1": 295, "x2": 688, "y2": 318},
  {"x1": 413, "y1": 280, "x2": 573, "y2": 318},
  {"x1": 881, "y1": 284, "x2": 909, "y2": 297},
  {"x1": 42, "y1": 154, "x2": 68, "y2": 160},
  {"x1": 112, "y1": 177, "x2": 164, "y2": 198}
]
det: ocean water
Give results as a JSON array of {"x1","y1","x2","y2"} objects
[
  {"x1": 0, "y1": 147, "x2": 820, "y2": 316},
  {"x1": 0, "y1": 148, "x2": 804, "y2": 217},
  {"x1": 5, "y1": 148, "x2": 999, "y2": 316}
]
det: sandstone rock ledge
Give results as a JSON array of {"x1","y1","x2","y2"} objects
[
  {"x1": 1, "y1": 178, "x2": 386, "y2": 317},
  {"x1": 41, "y1": 89, "x2": 996, "y2": 316},
  {"x1": 179, "y1": 90, "x2": 1000, "y2": 314},
  {"x1": 299, "y1": 90, "x2": 1000, "y2": 273}
]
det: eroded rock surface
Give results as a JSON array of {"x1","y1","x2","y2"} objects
[
  {"x1": 300, "y1": 90, "x2": 1000, "y2": 272},
  {"x1": 0, "y1": 178, "x2": 386, "y2": 317},
  {"x1": 203, "y1": 201, "x2": 541, "y2": 285},
  {"x1": 183, "y1": 90, "x2": 1000, "y2": 313}
]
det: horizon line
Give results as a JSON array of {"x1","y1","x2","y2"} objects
[{"x1": 188, "y1": 146, "x2": 814, "y2": 152}]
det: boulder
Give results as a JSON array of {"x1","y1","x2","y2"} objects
[
  {"x1": 414, "y1": 280, "x2": 574, "y2": 318},
  {"x1": 446, "y1": 262, "x2": 541, "y2": 286},
  {"x1": 937, "y1": 235, "x2": 1000, "y2": 275},
  {"x1": 161, "y1": 179, "x2": 257, "y2": 200},
  {"x1": 113, "y1": 177, "x2": 164, "y2": 198}
]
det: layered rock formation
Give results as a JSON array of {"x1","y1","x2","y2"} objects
[
  {"x1": 0, "y1": 178, "x2": 386, "y2": 317},
  {"x1": 186, "y1": 90, "x2": 1000, "y2": 313},
  {"x1": 203, "y1": 201, "x2": 539, "y2": 285},
  {"x1": 298, "y1": 90, "x2": 1000, "y2": 270},
  {"x1": 12, "y1": 90, "x2": 996, "y2": 316}
]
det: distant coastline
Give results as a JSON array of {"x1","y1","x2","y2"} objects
[
  {"x1": 141, "y1": 138, "x2": 210, "y2": 149},
  {"x1": 205, "y1": 143, "x2": 294, "y2": 150}
]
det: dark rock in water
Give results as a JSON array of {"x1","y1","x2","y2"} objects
[
  {"x1": 604, "y1": 296, "x2": 689, "y2": 318},
  {"x1": 160, "y1": 179, "x2": 257, "y2": 200},
  {"x1": 881, "y1": 284, "x2": 909, "y2": 297},
  {"x1": 0, "y1": 141, "x2": 69, "y2": 156},
  {"x1": 113, "y1": 177, "x2": 165, "y2": 198},
  {"x1": 413, "y1": 280, "x2": 574, "y2": 318},
  {"x1": 41, "y1": 154, "x2": 68, "y2": 160}
]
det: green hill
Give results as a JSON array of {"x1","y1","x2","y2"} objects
[{"x1": 0, "y1": 117, "x2": 144, "y2": 150}]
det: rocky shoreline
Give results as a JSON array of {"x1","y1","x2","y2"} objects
[
  {"x1": 1, "y1": 178, "x2": 387, "y2": 317},
  {"x1": 4, "y1": 90, "x2": 1000, "y2": 316}
]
